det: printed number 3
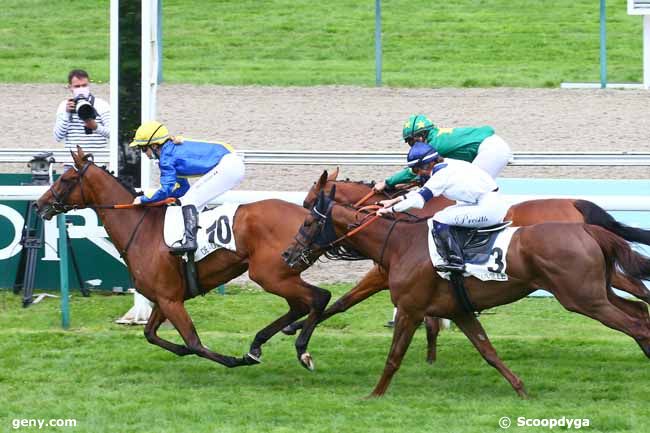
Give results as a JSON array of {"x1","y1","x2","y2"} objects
[
  {"x1": 206, "y1": 215, "x2": 232, "y2": 244},
  {"x1": 487, "y1": 247, "x2": 504, "y2": 273}
]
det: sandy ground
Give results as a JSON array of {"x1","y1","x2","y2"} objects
[{"x1": 1, "y1": 84, "x2": 649, "y2": 284}]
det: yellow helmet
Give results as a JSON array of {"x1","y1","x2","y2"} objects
[{"x1": 129, "y1": 121, "x2": 170, "y2": 147}]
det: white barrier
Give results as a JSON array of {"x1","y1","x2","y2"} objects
[{"x1": 3, "y1": 185, "x2": 650, "y2": 211}]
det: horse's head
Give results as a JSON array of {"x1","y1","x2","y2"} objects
[
  {"x1": 283, "y1": 185, "x2": 338, "y2": 271},
  {"x1": 35, "y1": 146, "x2": 95, "y2": 220}
]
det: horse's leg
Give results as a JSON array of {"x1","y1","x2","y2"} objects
[
  {"x1": 247, "y1": 270, "x2": 330, "y2": 368},
  {"x1": 143, "y1": 304, "x2": 193, "y2": 356},
  {"x1": 247, "y1": 301, "x2": 309, "y2": 363},
  {"x1": 156, "y1": 298, "x2": 245, "y2": 367},
  {"x1": 606, "y1": 286, "x2": 650, "y2": 327},
  {"x1": 294, "y1": 282, "x2": 332, "y2": 370},
  {"x1": 282, "y1": 264, "x2": 387, "y2": 335},
  {"x1": 368, "y1": 306, "x2": 421, "y2": 398},
  {"x1": 552, "y1": 287, "x2": 650, "y2": 359},
  {"x1": 452, "y1": 313, "x2": 528, "y2": 398},
  {"x1": 611, "y1": 271, "x2": 650, "y2": 304},
  {"x1": 424, "y1": 316, "x2": 441, "y2": 364}
]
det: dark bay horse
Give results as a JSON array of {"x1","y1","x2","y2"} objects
[
  {"x1": 35, "y1": 148, "x2": 330, "y2": 370},
  {"x1": 283, "y1": 189, "x2": 650, "y2": 397},
  {"x1": 283, "y1": 169, "x2": 650, "y2": 363}
]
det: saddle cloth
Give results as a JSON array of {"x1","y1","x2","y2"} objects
[
  {"x1": 163, "y1": 203, "x2": 239, "y2": 262},
  {"x1": 426, "y1": 218, "x2": 518, "y2": 281}
]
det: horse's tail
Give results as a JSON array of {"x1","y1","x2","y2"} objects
[
  {"x1": 574, "y1": 199, "x2": 650, "y2": 246},
  {"x1": 584, "y1": 224, "x2": 650, "y2": 282}
]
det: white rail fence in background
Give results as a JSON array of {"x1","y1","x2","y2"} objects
[
  {"x1": 3, "y1": 149, "x2": 650, "y2": 166},
  {"x1": 3, "y1": 186, "x2": 650, "y2": 212}
]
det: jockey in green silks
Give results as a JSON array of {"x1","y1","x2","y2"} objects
[{"x1": 374, "y1": 114, "x2": 512, "y2": 192}]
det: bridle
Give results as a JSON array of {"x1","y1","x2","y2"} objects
[
  {"x1": 290, "y1": 201, "x2": 382, "y2": 268},
  {"x1": 48, "y1": 158, "x2": 94, "y2": 213}
]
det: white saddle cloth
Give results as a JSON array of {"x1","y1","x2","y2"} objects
[
  {"x1": 163, "y1": 203, "x2": 239, "y2": 262},
  {"x1": 427, "y1": 218, "x2": 518, "y2": 281}
]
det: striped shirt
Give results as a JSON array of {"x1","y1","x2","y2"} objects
[{"x1": 53, "y1": 96, "x2": 110, "y2": 153}]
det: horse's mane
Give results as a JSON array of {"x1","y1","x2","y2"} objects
[
  {"x1": 97, "y1": 164, "x2": 140, "y2": 196},
  {"x1": 338, "y1": 178, "x2": 376, "y2": 188},
  {"x1": 322, "y1": 203, "x2": 428, "y2": 262}
]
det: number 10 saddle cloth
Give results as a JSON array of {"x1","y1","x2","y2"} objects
[
  {"x1": 427, "y1": 218, "x2": 517, "y2": 281},
  {"x1": 164, "y1": 203, "x2": 240, "y2": 261}
]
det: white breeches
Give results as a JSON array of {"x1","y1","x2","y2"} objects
[
  {"x1": 180, "y1": 152, "x2": 245, "y2": 210},
  {"x1": 472, "y1": 134, "x2": 512, "y2": 179},
  {"x1": 433, "y1": 191, "x2": 508, "y2": 228}
]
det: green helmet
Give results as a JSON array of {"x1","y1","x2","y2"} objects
[{"x1": 402, "y1": 114, "x2": 434, "y2": 142}]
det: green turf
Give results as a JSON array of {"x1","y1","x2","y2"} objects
[
  {"x1": 0, "y1": 285, "x2": 648, "y2": 433},
  {"x1": 0, "y1": 1, "x2": 643, "y2": 87}
]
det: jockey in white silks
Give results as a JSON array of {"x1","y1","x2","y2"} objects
[{"x1": 377, "y1": 142, "x2": 509, "y2": 272}]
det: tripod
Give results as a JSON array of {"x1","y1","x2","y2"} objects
[
  {"x1": 12, "y1": 202, "x2": 90, "y2": 307},
  {"x1": 13, "y1": 153, "x2": 90, "y2": 307}
]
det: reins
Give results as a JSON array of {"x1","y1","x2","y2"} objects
[
  {"x1": 326, "y1": 205, "x2": 381, "y2": 247},
  {"x1": 352, "y1": 181, "x2": 419, "y2": 207}
]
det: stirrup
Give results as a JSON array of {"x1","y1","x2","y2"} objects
[{"x1": 169, "y1": 239, "x2": 197, "y2": 256}]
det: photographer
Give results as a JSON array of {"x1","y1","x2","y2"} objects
[{"x1": 53, "y1": 69, "x2": 110, "y2": 170}]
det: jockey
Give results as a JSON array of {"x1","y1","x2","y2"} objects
[
  {"x1": 377, "y1": 142, "x2": 509, "y2": 272},
  {"x1": 129, "y1": 120, "x2": 245, "y2": 255},
  {"x1": 374, "y1": 114, "x2": 512, "y2": 192}
]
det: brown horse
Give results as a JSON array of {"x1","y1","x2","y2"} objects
[
  {"x1": 283, "y1": 188, "x2": 650, "y2": 397},
  {"x1": 35, "y1": 147, "x2": 330, "y2": 369},
  {"x1": 283, "y1": 169, "x2": 650, "y2": 364}
]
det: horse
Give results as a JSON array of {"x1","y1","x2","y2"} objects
[
  {"x1": 282, "y1": 168, "x2": 650, "y2": 364},
  {"x1": 282, "y1": 187, "x2": 650, "y2": 397},
  {"x1": 35, "y1": 147, "x2": 331, "y2": 370}
]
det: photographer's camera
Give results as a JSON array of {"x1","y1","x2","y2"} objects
[{"x1": 74, "y1": 95, "x2": 97, "y2": 134}]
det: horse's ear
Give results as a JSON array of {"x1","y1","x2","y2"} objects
[
  {"x1": 328, "y1": 167, "x2": 339, "y2": 181},
  {"x1": 71, "y1": 148, "x2": 83, "y2": 168},
  {"x1": 329, "y1": 184, "x2": 336, "y2": 201},
  {"x1": 316, "y1": 190, "x2": 325, "y2": 211},
  {"x1": 317, "y1": 170, "x2": 328, "y2": 191}
]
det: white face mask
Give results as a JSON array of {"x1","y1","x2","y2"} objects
[{"x1": 72, "y1": 86, "x2": 90, "y2": 99}]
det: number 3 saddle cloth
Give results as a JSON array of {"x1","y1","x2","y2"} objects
[
  {"x1": 163, "y1": 203, "x2": 240, "y2": 261},
  {"x1": 427, "y1": 218, "x2": 517, "y2": 281}
]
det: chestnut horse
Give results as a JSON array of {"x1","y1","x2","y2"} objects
[
  {"x1": 283, "y1": 169, "x2": 650, "y2": 364},
  {"x1": 35, "y1": 148, "x2": 330, "y2": 369},
  {"x1": 283, "y1": 188, "x2": 650, "y2": 397}
]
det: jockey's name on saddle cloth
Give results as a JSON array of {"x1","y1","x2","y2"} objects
[
  {"x1": 164, "y1": 203, "x2": 239, "y2": 262},
  {"x1": 426, "y1": 218, "x2": 518, "y2": 281}
]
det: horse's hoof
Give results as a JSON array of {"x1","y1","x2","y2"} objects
[
  {"x1": 245, "y1": 352, "x2": 262, "y2": 364},
  {"x1": 299, "y1": 352, "x2": 315, "y2": 371},
  {"x1": 281, "y1": 325, "x2": 297, "y2": 336}
]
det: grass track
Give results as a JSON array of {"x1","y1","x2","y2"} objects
[
  {"x1": 0, "y1": 1, "x2": 643, "y2": 86},
  {"x1": 0, "y1": 284, "x2": 648, "y2": 433}
]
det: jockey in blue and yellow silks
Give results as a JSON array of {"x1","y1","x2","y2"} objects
[{"x1": 129, "y1": 121, "x2": 245, "y2": 254}]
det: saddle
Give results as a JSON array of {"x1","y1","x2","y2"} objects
[{"x1": 449, "y1": 221, "x2": 512, "y2": 265}]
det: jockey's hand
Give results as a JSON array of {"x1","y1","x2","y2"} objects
[
  {"x1": 132, "y1": 196, "x2": 142, "y2": 205},
  {"x1": 373, "y1": 180, "x2": 386, "y2": 192},
  {"x1": 379, "y1": 197, "x2": 400, "y2": 208},
  {"x1": 376, "y1": 207, "x2": 393, "y2": 217}
]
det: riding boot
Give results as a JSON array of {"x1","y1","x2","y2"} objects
[
  {"x1": 432, "y1": 222, "x2": 465, "y2": 273},
  {"x1": 171, "y1": 205, "x2": 199, "y2": 255}
]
